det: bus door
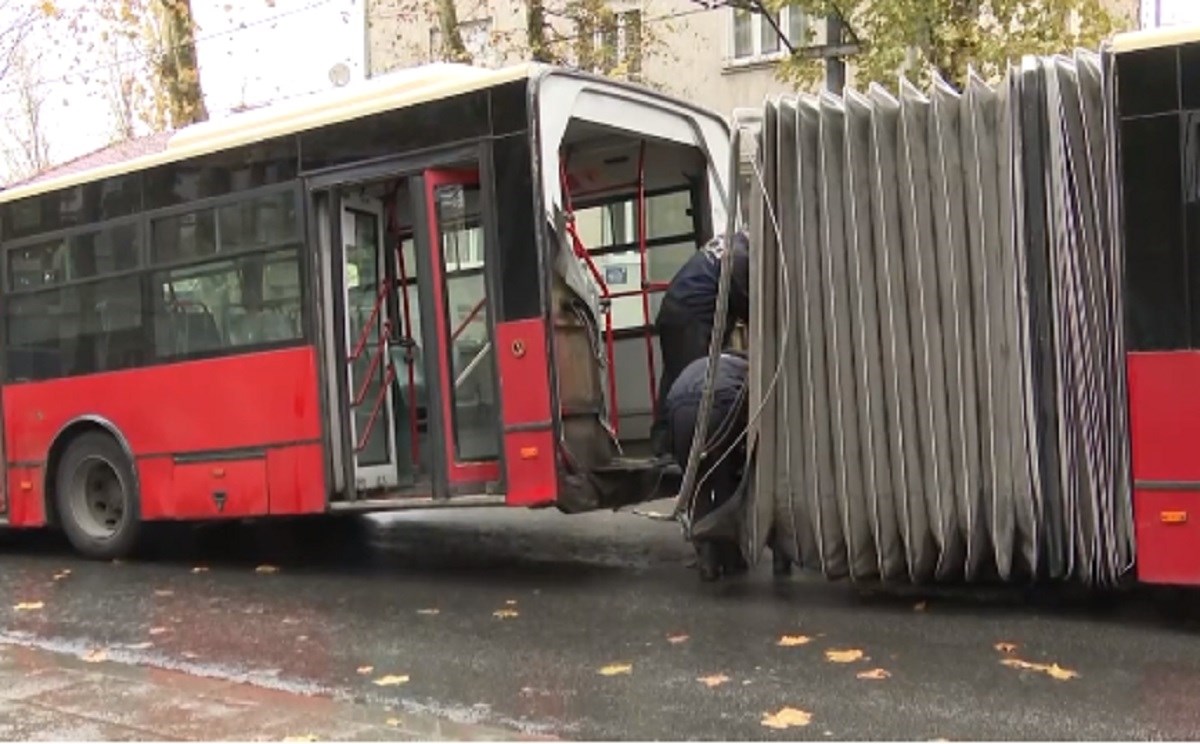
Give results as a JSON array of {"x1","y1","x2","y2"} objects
[{"x1": 421, "y1": 168, "x2": 502, "y2": 489}]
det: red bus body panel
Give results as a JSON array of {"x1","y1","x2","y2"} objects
[
  {"x1": 2, "y1": 346, "x2": 326, "y2": 526},
  {"x1": 1128, "y1": 352, "x2": 1200, "y2": 585},
  {"x1": 495, "y1": 318, "x2": 556, "y2": 507}
]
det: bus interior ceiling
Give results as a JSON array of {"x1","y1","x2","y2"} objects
[{"x1": 557, "y1": 123, "x2": 709, "y2": 460}]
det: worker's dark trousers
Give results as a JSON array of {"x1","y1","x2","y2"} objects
[{"x1": 651, "y1": 295, "x2": 713, "y2": 456}]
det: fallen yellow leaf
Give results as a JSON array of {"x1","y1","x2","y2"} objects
[
  {"x1": 190, "y1": 566, "x2": 208, "y2": 574},
  {"x1": 416, "y1": 608, "x2": 440, "y2": 616},
  {"x1": 1000, "y1": 658, "x2": 1078, "y2": 681},
  {"x1": 505, "y1": 599, "x2": 518, "y2": 606},
  {"x1": 182, "y1": 651, "x2": 199, "y2": 659},
  {"x1": 825, "y1": 648, "x2": 865, "y2": 663},
  {"x1": 373, "y1": 674, "x2": 410, "y2": 686},
  {"x1": 493, "y1": 609, "x2": 519, "y2": 619},
  {"x1": 13, "y1": 601, "x2": 44, "y2": 611},
  {"x1": 667, "y1": 633, "x2": 690, "y2": 644},
  {"x1": 761, "y1": 707, "x2": 812, "y2": 729},
  {"x1": 148, "y1": 627, "x2": 168, "y2": 636},
  {"x1": 154, "y1": 589, "x2": 174, "y2": 597},
  {"x1": 255, "y1": 565, "x2": 279, "y2": 574},
  {"x1": 385, "y1": 718, "x2": 402, "y2": 727},
  {"x1": 994, "y1": 642, "x2": 1018, "y2": 654},
  {"x1": 857, "y1": 668, "x2": 891, "y2": 680},
  {"x1": 598, "y1": 663, "x2": 632, "y2": 676},
  {"x1": 52, "y1": 570, "x2": 71, "y2": 581},
  {"x1": 697, "y1": 673, "x2": 730, "y2": 688},
  {"x1": 125, "y1": 642, "x2": 153, "y2": 651},
  {"x1": 914, "y1": 601, "x2": 928, "y2": 611},
  {"x1": 82, "y1": 649, "x2": 108, "y2": 663},
  {"x1": 356, "y1": 666, "x2": 374, "y2": 675},
  {"x1": 778, "y1": 634, "x2": 813, "y2": 647}
]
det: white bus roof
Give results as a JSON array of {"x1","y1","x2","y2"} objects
[
  {"x1": 1111, "y1": 23, "x2": 1200, "y2": 54},
  {"x1": 0, "y1": 62, "x2": 537, "y2": 205}
]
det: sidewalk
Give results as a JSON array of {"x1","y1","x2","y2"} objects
[{"x1": 0, "y1": 643, "x2": 532, "y2": 741}]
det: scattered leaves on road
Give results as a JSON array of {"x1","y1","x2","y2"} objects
[
  {"x1": 356, "y1": 666, "x2": 374, "y2": 675},
  {"x1": 416, "y1": 608, "x2": 440, "y2": 616},
  {"x1": 667, "y1": 633, "x2": 690, "y2": 644},
  {"x1": 994, "y1": 642, "x2": 1018, "y2": 654},
  {"x1": 13, "y1": 601, "x2": 43, "y2": 611},
  {"x1": 697, "y1": 674, "x2": 730, "y2": 688},
  {"x1": 255, "y1": 565, "x2": 279, "y2": 574},
  {"x1": 154, "y1": 589, "x2": 174, "y2": 597},
  {"x1": 373, "y1": 674, "x2": 410, "y2": 686},
  {"x1": 148, "y1": 627, "x2": 168, "y2": 636},
  {"x1": 825, "y1": 648, "x2": 865, "y2": 663},
  {"x1": 492, "y1": 608, "x2": 519, "y2": 619},
  {"x1": 1000, "y1": 658, "x2": 1078, "y2": 681},
  {"x1": 778, "y1": 635, "x2": 813, "y2": 647},
  {"x1": 598, "y1": 663, "x2": 632, "y2": 676},
  {"x1": 190, "y1": 566, "x2": 208, "y2": 574},
  {"x1": 856, "y1": 668, "x2": 891, "y2": 681},
  {"x1": 81, "y1": 649, "x2": 108, "y2": 663},
  {"x1": 761, "y1": 707, "x2": 812, "y2": 729}
]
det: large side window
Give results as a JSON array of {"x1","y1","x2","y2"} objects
[{"x1": 150, "y1": 189, "x2": 303, "y2": 359}]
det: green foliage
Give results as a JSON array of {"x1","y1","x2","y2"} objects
[{"x1": 772, "y1": 0, "x2": 1134, "y2": 89}]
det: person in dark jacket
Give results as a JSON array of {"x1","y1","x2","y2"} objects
[
  {"x1": 651, "y1": 231, "x2": 751, "y2": 456},
  {"x1": 663, "y1": 350, "x2": 751, "y2": 581}
]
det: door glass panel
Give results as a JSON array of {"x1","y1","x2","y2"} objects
[
  {"x1": 344, "y1": 206, "x2": 392, "y2": 469},
  {"x1": 433, "y1": 183, "x2": 500, "y2": 462}
]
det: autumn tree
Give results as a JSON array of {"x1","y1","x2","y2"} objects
[
  {"x1": 770, "y1": 0, "x2": 1132, "y2": 87},
  {"x1": 3, "y1": 44, "x2": 51, "y2": 180}
]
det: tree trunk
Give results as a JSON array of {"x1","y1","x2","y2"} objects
[
  {"x1": 153, "y1": 0, "x2": 208, "y2": 127},
  {"x1": 435, "y1": 0, "x2": 470, "y2": 62},
  {"x1": 525, "y1": 0, "x2": 552, "y2": 63}
]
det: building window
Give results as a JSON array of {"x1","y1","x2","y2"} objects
[
  {"x1": 582, "y1": 8, "x2": 643, "y2": 78},
  {"x1": 429, "y1": 17, "x2": 496, "y2": 66},
  {"x1": 730, "y1": 6, "x2": 808, "y2": 62}
]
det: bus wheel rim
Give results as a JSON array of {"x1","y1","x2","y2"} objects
[{"x1": 68, "y1": 455, "x2": 126, "y2": 540}]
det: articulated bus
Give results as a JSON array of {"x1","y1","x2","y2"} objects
[{"x1": 0, "y1": 63, "x2": 730, "y2": 559}]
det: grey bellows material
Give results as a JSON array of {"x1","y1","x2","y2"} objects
[{"x1": 745, "y1": 51, "x2": 1134, "y2": 586}]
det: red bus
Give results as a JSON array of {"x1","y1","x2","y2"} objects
[{"x1": 0, "y1": 63, "x2": 731, "y2": 559}]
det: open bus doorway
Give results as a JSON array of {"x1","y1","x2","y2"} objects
[{"x1": 316, "y1": 165, "x2": 503, "y2": 505}]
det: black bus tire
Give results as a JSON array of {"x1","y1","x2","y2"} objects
[{"x1": 54, "y1": 432, "x2": 142, "y2": 560}]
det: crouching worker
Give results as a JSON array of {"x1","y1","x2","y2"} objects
[
  {"x1": 651, "y1": 231, "x2": 751, "y2": 457},
  {"x1": 663, "y1": 349, "x2": 751, "y2": 581}
]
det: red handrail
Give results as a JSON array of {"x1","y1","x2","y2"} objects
[{"x1": 451, "y1": 297, "x2": 486, "y2": 342}]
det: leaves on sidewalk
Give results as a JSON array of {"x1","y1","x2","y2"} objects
[
  {"x1": 666, "y1": 633, "x2": 690, "y2": 644},
  {"x1": 1000, "y1": 658, "x2": 1078, "y2": 681},
  {"x1": 697, "y1": 673, "x2": 730, "y2": 688},
  {"x1": 13, "y1": 601, "x2": 44, "y2": 611},
  {"x1": 598, "y1": 662, "x2": 632, "y2": 676},
  {"x1": 825, "y1": 648, "x2": 864, "y2": 663},
  {"x1": 148, "y1": 627, "x2": 168, "y2": 636},
  {"x1": 856, "y1": 668, "x2": 891, "y2": 681},
  {"x1": 994, "y1": 642, "x2": 1017, "y2": 654},
  {"x1": 416, "y1": 608, "x2": 440, "y2": 616},
  {"x1": 761, "y1": 707, "x2": 812, "y2": 729},
  {"x1": 373, "y1": 674, "x2": 411, "y2": 686},
  {"x1": 52, "y1": 569, "x2": 71, "y2": 581},
  {"x1": 778, "y1": 634, "x2": 812, "y2": 647},
  {"x1": 492, "y1": 608, "x2": 519, "y2": 619},
  {"x1": 81, "y1": 649, "x2": 108, "y2": 663},
  {"x1": 385, "y1": 718, "x2": 402, "y2": 728},
  {"x1": 154, "y1": 589, "x2": 174, "y2": 597},
  {"x1": 356, "y1": 666, "x2": 375, "y2": 675}
]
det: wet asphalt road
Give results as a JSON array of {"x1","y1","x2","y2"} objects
[{"x1": 1, "y1": 505, "x2": 1200, "y2": 740}]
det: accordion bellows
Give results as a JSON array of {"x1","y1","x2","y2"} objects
[{"x1": 746, "y1": 51, "x2": 1134, "y2": 586}]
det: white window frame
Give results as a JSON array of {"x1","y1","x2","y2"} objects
[{"x1": 726, "y1": 6, "x2": 809, "y2": 67}]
